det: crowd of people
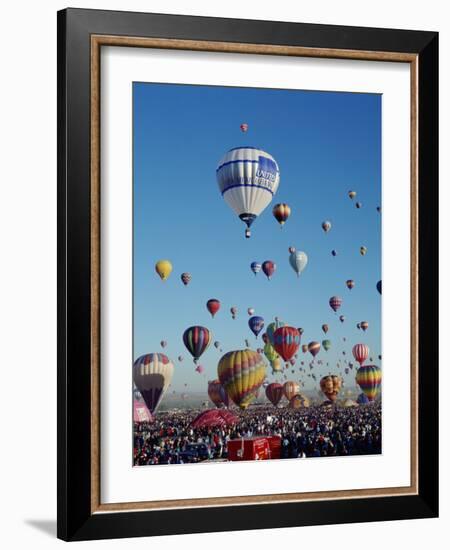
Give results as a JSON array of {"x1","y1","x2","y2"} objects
[{"x1": 133, "y1": 401, "x2": 382, "y2": 466}]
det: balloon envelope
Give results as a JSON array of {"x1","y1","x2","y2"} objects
[
  {"x1": 248, "y1": 316, "x2": 264, "y2": 337},
  {"x1": 191, "y1": 409, "x2": 238, "y2": 428},
  {"x1": 155, "y1": 259, "x2": 172, "y2": 281},
  {"x1": 183, "y1": 326, "x2": 212, "y2": 363},
  {"x1": 273, "y1": 327, "x2": 301, "y2": 362},
  {"x1": 356, "y1": 365, "x2": 382, "y2": 401},
  {"x1": 133, "y1": 353, "x2": 174, "y2": 413},
  {"x1": 289, "y1": 250, "x2": 308, "y2": 277},
  {"x1": 265, "y1": 383, "x2": 284, "y2": 406}
]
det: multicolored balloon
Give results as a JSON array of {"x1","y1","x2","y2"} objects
[
  {"x1": 308, "y1": 341, "x2": 321, "y2": 358},
  {"x1": 348, "y1": 191, "x2": 356, "y2": 200},
  {"x1": 289, "y1": 394, "x2": 310, "y2": 408},
  {"x1": 322, "y1": 324, "x2": 329, "y2": 334},
  {"x1": 346, "y1": 279, "x2": 355, "y2": 290},
  {"x1": 265, "y1": 383, "x2": 284, "y2": 406},
  {"x1": 356, "y1": 365, "x2": 382, "y2": 401},
  {"x1": 133, "y1": 353, "x2": 174, "y2": 413},
  {"x1": 273, "y1": 203, "x2": 291, "y2": 227},
  {"x1": 155, "y1": 259, "x2": 172, "y2": 281},
  {"x1": 183, "y1": 326, "x2": 212, "y2": 364},
  {"x1": 216, "y1": 147, "x2": 280, "y2": 238},
  {"x1": 160, "y1": 340, "x2": 167, "y2": 348},
  {"x1": 352, "y1": 343, "x2": 369, "y2": 366},
  {"x1": 218, "y1": 349, "x2": 266, "y2": 409},
  {"x1": 288, "y1": 246, "x2": 296, "y2": 254},
  {"x1": 266, "y1": 319, "x2": 285, "y2": 345},
  {"x1": 289, "y1": 250, "x2": 308, "y2": 277},
  {"x1": 206, "y1": 299, "x2": 221, "y2": 318},
  {"x1": 273, "y1": 326, "x2": 300, "y2": 362},
  {"x1": 360, "y1": 321, "x2": 369, "y2": 332},
  {"x1": 263, "y1": 342, "x2": 279, "y2": 363},
  {"x1": 248, "y1": 316, "x2": 265, "y2": 338},
  {"x1": 250, "y1": 262, "x2": 261, "y2": 275},
  {"x1": 247, "y1": 307, "x2": 255, "y2": 316},
  {"x1": 262, "y1": 260, "x2": 276, "y2": 280},
  {"x1": 339, "y1": 315, "x2": 345, "y2": 323},
  {"x1": 230, "y1": 306, "x2": 237, "y2": 320},
  {"x1": 180, "y1": 272, "x2": 191, "y2": 286},
  {"x1": 240, "y1": 123, "x2": 248, "y2": 133},
  {"x1": 329, "y1": 296, "x2": 343, "y2": 312},
  {"x1": 360, "y1": 246, "x2": 367, "y2": 256},
  {"x1": 320, "y1": 375, "x2": 342, "y2": 402},
  {"x1": 356, "y1": 202, "x2": 362, "y2": 209},
  {"x1": 302, "y1": 344, "x2": 308, "y2": 353}
]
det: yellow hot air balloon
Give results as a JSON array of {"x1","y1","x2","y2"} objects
[
  {"x1": 218, "y1": 349, "x2": 266, "y2": 410},
  {"x1": 155, "y1": 259, "x2": 173, "y2": 281},
  {"x1": 270, "y1": 357, "x2": 283, "y2": 374}
]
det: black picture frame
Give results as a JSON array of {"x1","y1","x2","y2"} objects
[{"x1": 57, "y1": 7, "x2": 438, "y2": 541}]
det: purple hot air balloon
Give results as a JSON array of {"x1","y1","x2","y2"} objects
[{"x1": 248, "y1": 316, "x2": 265, "y2": 338}]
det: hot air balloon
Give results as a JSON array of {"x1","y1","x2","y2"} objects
[
  {"x1": 356, "y1": 202, "x2": 362, "y2": 209},
  {"x1": 308, "y1": 341, "x2": 321, "y2": 358},
  {"x1": 218, "y1": 349, "x2": 266, "y2": 409},
  {"x1": 329, "y1": 296, "x2": 342, "y2": 313},
  {"x1": 331, "y1": 250, "x2": 337, "y2": 257},
  {"x1": 339, "y1": 315, "x2": 345, "y2": 323},
  {"x1": 270, "y1": 357, "x2": 283, "y2": 374},
  {"x1": 263, "y1": 342, "x2": 279, "y2": 364},
  {"x1": 214, "y1": 341, "x2": 220, "y2": 349},
  {"x1": 357, "y1": 392, "x2": 370, "y2": 405},
  {"x1": 262, "y1": 260, "x2": 276, "y2": 280},
  {"x1": 352, "y1": 343, "x2": 369, "y2": 366},
  {"x1": 298, "y1": 327, "x2": 304, "y2": 336},
  {"x1": 360, "y1": 321, "x2": 369, "y2": 332},
  {"x1": 273, "y1": 203, "x2": 291, "y2": 227},
  {"x1": 266, "y1": 383, "x2": 284, "y2": 406},
  {"x1": 230, "y1": 306, "x2": 237, "y2": 320},
  {"x1": 248, "y1": 316, "x2": 264, "y2": 338},
  {"x1": 356, "y1": 365, "x2": 382, "y2": 401},
  {"x1": 240, "y1": 123, "x2": 248, "y2": 133},
  {"x1": 289, "y1": 250, "x2": 308, "y2": 277},
  {"x1": 348, "y1": 190, "x2": 356, "y2": 199},
  {"x1": 160, "y1": 340, "x2": 167, "y2": 349},
  {"x1": 191, "y1": 409, "x2": 238, "y2": 428},
  {"x1": 302, "y1": 344, "x2": 308, "y2": 353},
  {"x1": 216, "y1": 147, "x2": 280, "y2": 238},
  {"x1": 208, "y1": 380, "x2": 228, "y2": 408},
  {"x1": 273, "y1": 326, "x2": 300, "y2": 362},
  {"x1": 289, "y1": 358, "x2": 296, "y2": 366},
  {"x1": 288, "y1": 246, "x2": 296, "y2": 254},
  {"x1": 250, "y1": 262, "x2": 261, "y2": 275},
  {"x1": 183, "y1": 326, "x2": 212, "y2": 364},
  {"x1": 360, "y1": 246, "x2": 367, "y2": 256},
  {"x1": 322, "y1": 324, "x2": 329, "y2": 334},
  {"x1": 247, "y1": 307, "x2": 255, "y2": 316},
  {"x1": 346, "y1": 279, "x2": 355, "y2": 290},
  {"x1": 322, "y1": 339, "x2": 331, "y2": 352},
  {"x1": 357, "y1": 322, "x2": 361, "y2": 330},
  {"x1": 266, "y1": 319, "x2": 285, "y2": 345},
  {"x1": 178, "y1": 355, "x2": 183, "y2": 362},
  {"x1": 377, "y1": 280, "x2": 382, "y2": 294},
  {"x1": 133, "y1": 353, "x2": 174, "y2": 413},
  {"x1": 180, "y1": 272, "x2": 191, "y2": 286},
  {"x1": 283, "y1": 381, "x2": 300, "y2": 401},
  {"x1": 320, "y1": 375, "x2": 342, "y2": 402},
  {"x1": 195, "y1": 365, "x2": 204, "y2": 374},
  {"x1": 155, "y1": 259, "x2": 173, "y2": 282},
  {"x1": 289, "y1": 394, "x2": 310, "y2": 408},
  {"x1": 377, "y1": 206, "x2": 381, "y2": 213},
  {"x1": 322, "y1": 220, "x2": 331, "y2": 233},
  {"x1": 206, "y1": 299, "x2": 221, "y2": 318}
]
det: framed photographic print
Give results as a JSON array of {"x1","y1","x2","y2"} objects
[{"x1": 57, "y1": 8, "x2": 438, "y2": 541}]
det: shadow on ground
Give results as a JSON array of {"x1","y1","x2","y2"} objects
[{"x1": 25, "y1": 519, "x2": 56, "y2": 537}]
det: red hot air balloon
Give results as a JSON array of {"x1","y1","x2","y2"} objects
[
  {"x1": 352, "y1": 343, "x2": 369, "y2": 366},
  {"x1": 273, "y1": 326, "x2": 300, "y2": 362},
  {"x1": 265, "y1": 382, "x2": 284, "y2": 406},
  {"x1": 308, "y1": 341, "x2": 321, "y2": 358},
  {"x1": 240, "y1": 123, "x2": 248, "y2": 133},
  {"x1": 262, "y1": 260, "x2": 276, "y2": 280},
  {"x1": 329, "y1": 296, "x2": 342, "y2": 313},
  {"x1": 206, "y1": 299, "x2": 220, "y2": 318}
]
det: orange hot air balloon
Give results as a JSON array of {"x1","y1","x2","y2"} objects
[
  {"x1": 272, "y1": 203, "x2": 291, "y2": 227},
  {"x1": 320, "y1": 375, "x2": 342, "y2": 402},
  {"x1": 283, "y1": 381, "x2": 300, "y2": 401}
]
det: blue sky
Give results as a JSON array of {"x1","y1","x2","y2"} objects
[{"x1": 133, "y1": 82, "x2": 381, "y2": 393}]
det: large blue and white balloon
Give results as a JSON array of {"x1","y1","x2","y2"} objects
[
  {"x1": 250, "y1": 261, "x2": 261, "y2": 275},
  {"x1": 216, "y1": 147, "x2": 280, "y2": 238},
  {"x1": 289, "y1": 250, "x2": 308, "y2": 277}
]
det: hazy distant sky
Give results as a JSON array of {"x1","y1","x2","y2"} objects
[{"x1": 133, "y1": 82, "x2": 381, "y2": 392}]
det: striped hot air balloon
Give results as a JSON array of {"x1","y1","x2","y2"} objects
[
  {"x1": 320, "y1": 375, "x2": 342, "y2": 402},
  {"x1": 133, "y1": 353, "x2": 174, "y2": 413},
  {"x1": 216, "y1": 147, "x2": 280, "y2": 238},
  {"x1": 218, "y1": 349, "x2": 266, "y2": 410},
  {"x1": 273, "y1": 203, "x2": 291, "y2": 227},
  {"x1": 265, "y1": 382, "x2": 284, "y2": 406},
  {"x1": 183, "y1": 326, "x2": 212, "y2": 364},
  {"x1": 283, "y1": 381, "x2": 300, "y2": 401},
  {"x1": 352, "y1": 343, "x2": 369, "y2": 366},
  {"x1": 273, "y1": 326, "x2": 300, "y2": 362},
  {"x1": 308, "y1": 341, "x2": 321, "y2": 358},
  {"x1": 329, "y1": 296, "x2": 343, "y2": 312},
  {"x1": 250, "y1": 261, "x2": 261, "y2": 275},
  {"x1": 356, "y1": 365, "x2": 382, "y2": 401}
]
